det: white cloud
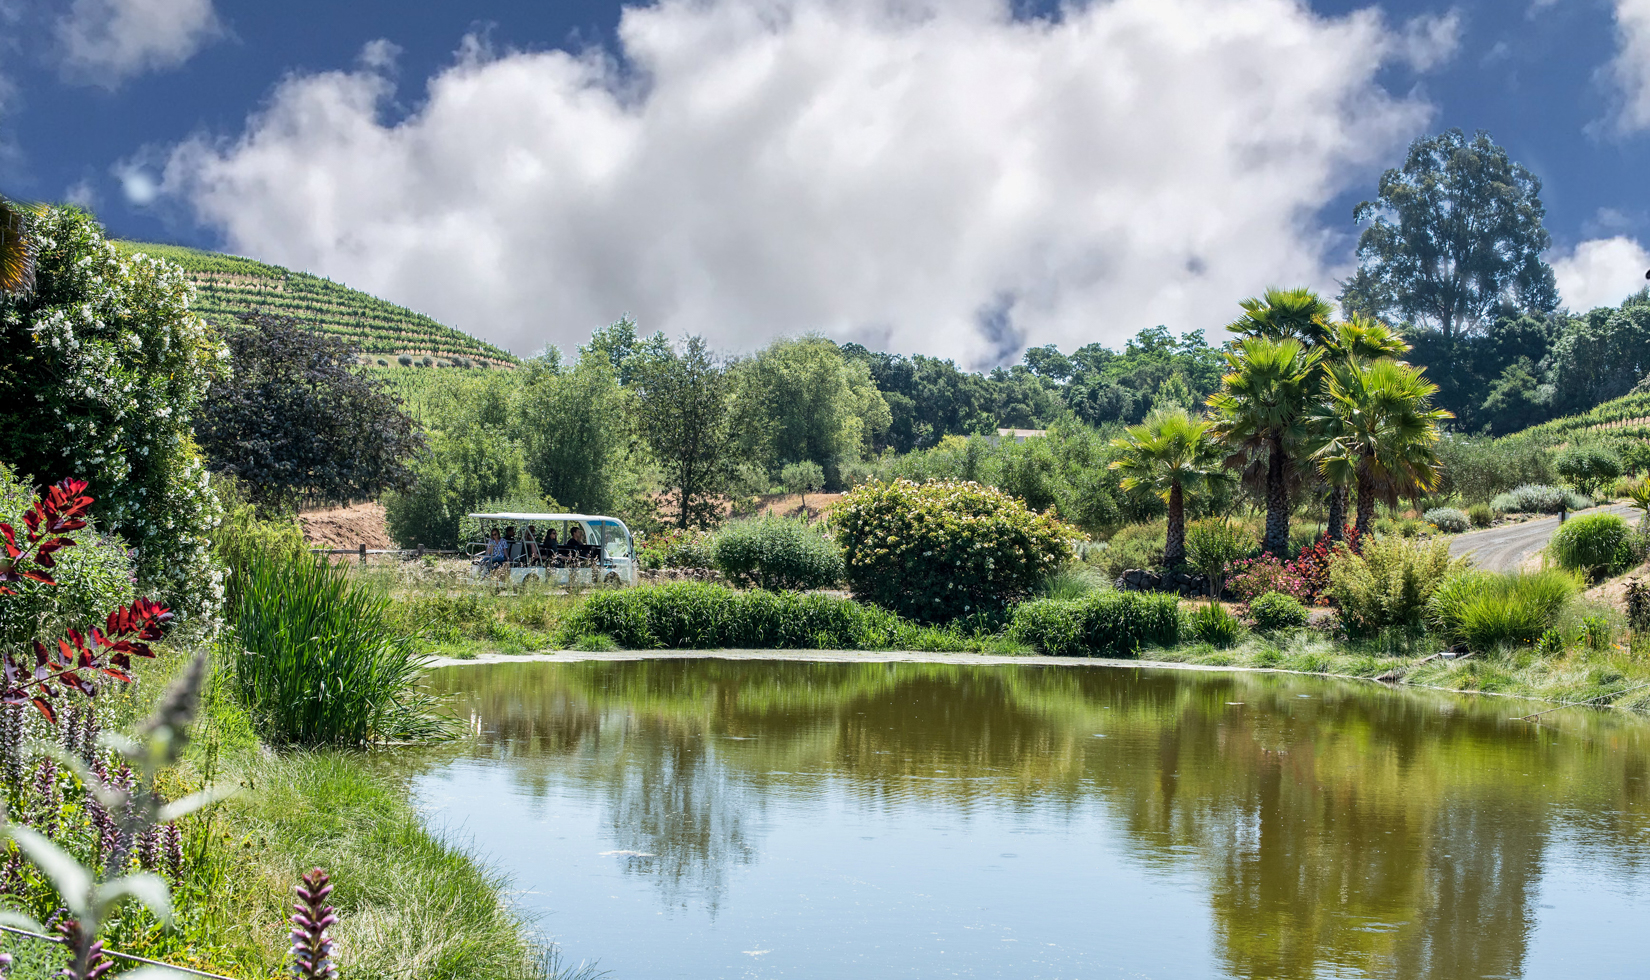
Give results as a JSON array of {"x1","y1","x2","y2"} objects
[
  {"x1": 1552, "y1": 236, "x2": 1650, "y2": 311},
  {"x1": 57, "y1": 0, "x2": 221, "y2": 88},
  {"x1": 1605, "y1": 0, "x2": 1650, "y2": 133},
  {"x1": 1396, "y1": 11, "x2": 1463, "y2": 72},
  {"x1": 63, "y1": 179, "x2": 98, "y2": 208},
  {"x1": 114, "y1": 161, "x2": 159, "y2": 205},
  {"x1": 160, "y1": 0, "x2": 1433, "y2": 364}
]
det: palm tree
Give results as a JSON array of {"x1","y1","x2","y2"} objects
[
  {"x1": 1311, "y1": 359, "x2": 1452, "y2": 536},
  {"x1": 1109, "y1": 407, "x2": 1222, "y2": 564},
  {"x1": 1208, "y1": 337, "x2": 1321, "y2": 556},
  {"x1": 1311, "y1": 314, "x2": 1413, "y2": 539},
  {"x1": 0, "y1": 195, "x2": 39, "y2": 297},
  {"x1": 1226, "y1": 287, "x2": 1336, "y2": 347}
]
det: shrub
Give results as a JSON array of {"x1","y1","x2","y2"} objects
[
  {"x1": 1249, "y1": 591, "x2": 1308, "y2": 632},
  {"x1": 636, "y1": 528, "x2": 714, "y2": 571},
  {"x1": 1225, "y1": 554, "x2": 1312, "y2": 604},
  {"x1": 1326, "y1": 536, "x2": 1464, "y2": 635},
  {"x1": 833, "y1": 480, "x2": 1079, "y2": 623},
  {"x1": 1091, "y1": 522, "x2": 1166, "y2": 578},
  {"x1": 1006, "y1": 591, "x2": 1181, "y2": 657},
  {"x1": 712, "y1": 515, "x2": 844, "y2": 590},
  {"x1": 1187, "y1": 602, "x2": 1242, "y2": 648},
  {"x1": 230, "y1": 550, "x2": 447, "y2": 745},
  {"x1": 1554, "y1": 444, "x2": 1622, "y2": 498},
  {"x1": 1467, "y1": 502, "x2": 1494, "y2": 527},
  {"x1": 1428, "y1": 569, "x2": 1581, "y2": 652},
  {"x1": 1490, "y1": 484, "x2": 1592, "y2": 514},
  {"x1": 1185, "y1": 518, "x2": 1253, "y2": 597},
  {"x1": 555, "y1": 582, "x2": 957, "y2": 650},
  {"x1": 397, "y1": 354, "x2": 413, "y2": 366},
  {"x1": 1423, "y1": 507, "x2": 1470, "y2": 533},
  {"x1": 1550, "y1": 512, "x2": 1634, "y2": 581}
]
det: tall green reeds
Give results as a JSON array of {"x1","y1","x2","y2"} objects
[
  {"x1": 230, "y1": 551, "x2": 447, "y2": 745},
  {"x1": 1428, "y1": 569, "x2": 1581, "y2": 653}
]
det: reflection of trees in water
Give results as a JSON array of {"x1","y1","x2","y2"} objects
[{"x1": 426, "y1": 661, "x2": 1650, "y2": 978}]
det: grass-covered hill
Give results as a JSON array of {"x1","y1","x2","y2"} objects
[{"x1": 112, "y1": 240, "x2": 517, "y2": 368}]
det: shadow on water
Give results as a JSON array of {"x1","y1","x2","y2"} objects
[{"x1": 415, "y1": 660, "x2": 1650, "y2": 979}]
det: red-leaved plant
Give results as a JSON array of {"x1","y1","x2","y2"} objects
[{"x1": 0, "y1": 478, "x2": 172, "y2": 723}]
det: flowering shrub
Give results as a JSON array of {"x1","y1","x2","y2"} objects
[
  {"x1": 1223, "y1": 554, "x2": 1313, "y2": 604},
  {"x1": 832, "y1": 480, "x2": 1080, "y2": 622},
  {"x1": 0, "y1": 207, "x2": 223, "y2": 620}
]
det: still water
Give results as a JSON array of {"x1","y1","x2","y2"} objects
[{"x1": 413, "y1": 657, "x2": 1650, "y2": 979}]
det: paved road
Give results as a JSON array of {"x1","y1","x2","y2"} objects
[{"x1": 1448, "y1": 503, "x2": 1637, "y2": 572}]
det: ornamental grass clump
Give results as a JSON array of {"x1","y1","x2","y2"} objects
[
  {"x1": 1428, "y1": 569, "x2": 1581, "y2": 652},
  {"x1": 1325, "y1": 535, "x2": 1463, "y2": 635},
  {"x1": 1005, "y1": 591, "x2": 1180, "y2": 657},
  {"x1": 1186, "y1": 601, "x2": 1242, "y2": 648},
  {"x1": 1490, "y1": 484, "x2": 1591, "y2": 514},
  {"x1": 1423, "y1": 507, "x2": 1470, "y2": 533},
  {"x1": 230, "y1": 550, "x2": 448, "y2": 745},
  {"x1": 832, "y1": 480, "x2": 1079, "y2": 623},
  {"x1": 712, "y1": 515, "x2": 844, "y2": 591},
  {"x1": 1549, "y1": 512, "x2": 1635, "y2": 582}
]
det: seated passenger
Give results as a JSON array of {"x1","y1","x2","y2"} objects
[
  {"x1": 478, "y1": 529, "x2": 509, "y2": 572},
  {"x1": 523, "y1": 524, "x2": 542, "y2": 564}
]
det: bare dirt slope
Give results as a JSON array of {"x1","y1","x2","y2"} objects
[{"x1": 300, "y1": 501, "x2": 394, "y2": 549}]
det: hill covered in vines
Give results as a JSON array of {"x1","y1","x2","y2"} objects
[{"x1": 112, "y1": 240, "x2": 517, "y2": 367}]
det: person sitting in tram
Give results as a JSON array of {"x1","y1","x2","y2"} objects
[
  {"x1": 502, "y1": 524, "x2": 519, "y2": 563},
  {"x1": 523, "y1": 524, "x2": 542, "y2": 564},
  {"x1": 478, "y1": 528, "x2": 509, "y2": 572}
]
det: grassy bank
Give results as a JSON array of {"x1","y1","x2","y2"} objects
[{"x1": 62, "y1": 646, "x2": 594, "y2": 980}]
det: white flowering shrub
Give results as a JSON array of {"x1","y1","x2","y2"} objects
[
  {"x1": 832, "y1": 479, "x2": 1079, "y2": 622},
  {"x1": 0, "y1": 207, "x2": 224, "y2": 620}
]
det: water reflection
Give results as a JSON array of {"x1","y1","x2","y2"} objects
[{"x1": 419, "y1": 659, "x2": 1650, "y2": 979}]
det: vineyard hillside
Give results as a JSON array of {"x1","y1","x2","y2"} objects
[
  {"x1": 1502, "y1": 390, "x2": 1650, "y2": 445},
  {"x1": 112, "y1": 240, "x2": 517, "y2": 368}
]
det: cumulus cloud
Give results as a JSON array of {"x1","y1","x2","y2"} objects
[
  {"x1": 1395, "y1": 10, "x2": 1463, "y2": 72},
  {"x1": 57, "y1": 0, "x2": 221, "y2": 88},
  {"x1": 1552, "y1": 236, "x2": 1650, "y2": 311},
  {"x1": 160, "y1": 0, "x2": 1433, "y2": 364},
  {"x1": 1605, "y1": 0, "x2": 1650, "y2": 133}
]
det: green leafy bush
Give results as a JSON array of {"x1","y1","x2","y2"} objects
[
  {"x1": 555, "y1": 582, "x2": 964, "y2": 650},
  {"x1": 1091, "y1": 522, "x2": 1166, "y2": 578},
  {"x1": 1423, "y1": 507, "x2": 1470, "y2": 533},
  {"x1": 1467, "y1": 502, "x2": 1494, "y2": 527},
  {"x1": 1187, "y1": 602, "x2": 1242, "y2": 648},
  {"x1": 1006, "y1": 591, "x2": 1181, "y2": 656},
  {"x1": 1326, "y1": 536, "x2": 1464, "y2": 635},
  {"x1": 833, "y1": 480, "x2": 1079, "y2": 622},
  {"x1": 230, "y1": 550, "x2": 448, "y2": 745},
  {"x1": 1428, "y1": 569, "x2": 1581, "y2": 652},
  {"x1": 636, "y1": 528, "x2": 714, "y2": 570},
  {"x1": 1185, "y1": 518, "x2": 1254, "y2": 596},
  {"x1": 1490, "y1": 484, "x2": 1591, "y2": 514},
  {"x1": 1248, "y1": 591, "x2": 1307, "y2": 632},
  {"x1": 1554, "y1": 444, "x2": 1622, "y2": 498},
  {"x1": 1549, "y1": 512, "x2": 1634, "y2": 581},
  {"x1": 712, "y1": 515, "x2": 844, "y2": 590}
]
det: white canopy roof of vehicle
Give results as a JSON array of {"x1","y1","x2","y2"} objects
[{"x1": 468, "y1": 513, "x2": 624, "y2": 523}]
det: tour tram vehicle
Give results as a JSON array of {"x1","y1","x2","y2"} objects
[{"x1": 466, "y1": 512, "x2": 638, "y2": 587}]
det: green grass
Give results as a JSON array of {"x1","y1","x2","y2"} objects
[{"x1": 113, "y1": 240, "x2": 516, "y2": 365}]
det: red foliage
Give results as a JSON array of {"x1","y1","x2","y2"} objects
[{"x1": 0, "y1": 479, "x2": 171, "y2": 724}]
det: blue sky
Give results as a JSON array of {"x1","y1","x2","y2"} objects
[{"x1": 4, "y1": 0, "x2": 1650, "y2": 361}]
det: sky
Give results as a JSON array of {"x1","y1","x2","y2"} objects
[{"x1": 3, "y1": 0, "x2": 1650, "y2": 365}]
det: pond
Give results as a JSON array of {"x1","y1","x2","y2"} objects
[{"x1": 413, "y1": 657, "x2": 1650, "y2": 979}]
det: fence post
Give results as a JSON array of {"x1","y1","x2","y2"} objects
[{"x1": 359, "y1": 543, "x2": 367, "y2": 565}]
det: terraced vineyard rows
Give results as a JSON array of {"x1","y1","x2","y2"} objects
[
  {"x1": 113, "y1": 241, "x2": 517, "y2": 367},
  {"x1": 1512, "y1": 390, "x2": 1650, "y2": 444}
]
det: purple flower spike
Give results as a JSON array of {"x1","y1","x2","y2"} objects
[{"x1": 289, "y1": 867, "x2": 339, "y2": 979}]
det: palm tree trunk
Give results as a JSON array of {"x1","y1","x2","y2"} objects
[
  {"x1": 1355, "y1": 469, "x2": 1377, "y2": 537},
  {"x1": 1264, "y1": 435, "x2": 1290, "y2": 556},
  {"x1": 1165, "y1": 481, "x2": 1186, "y2": 565},
  {"x1": 1326, "y1": 484, "x2": 1348, "y2": 542}
]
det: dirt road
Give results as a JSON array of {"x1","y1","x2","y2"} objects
[{"x1": 1447, "y1": 503, "x2": 1637, "y2": 572}]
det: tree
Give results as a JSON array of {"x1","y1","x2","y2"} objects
[
  {"x1": 728, "y1": 336, "x2": 890, "y2": 483},
  {"x1": 197, "y1": 313, "x2": 423, "y2": 509},
  {"x1": 1311, "y1": 359, "x2": 1451, "y2": 535},
  {"x1": 580, "y1": 316, "x2": 671, "y2": 387},
  {"x1": 634, "y1": 337, "x2": 735, "y2": 529},
  {"x1": 1226, "y1": 287, "x2": 1336, "y2": 347},
  {"x1": 0, "y1": 194, "x2": 40, "y2": 296},
  {"x1": 383, "y1": 423, "x2": 547, "y2": 549},
  {"x1": 780, "y1": 460, "x2": 825, "y2": 514},
  {"x1": 1342, "y1": 129, "x2": 1558, "y2": 340},
  {"x1": 1108, "y1": 408, "x2": 1223, "y2": 564},
  {"x1": 1208, "y1": 337, "x2": 1321, "y2": 556},
  {"x1": 515, "y1": 351, "x2": 640, "y2": 515},
  {"x1": 0, "y1": 208, "x2": 221, "y2": 617}
]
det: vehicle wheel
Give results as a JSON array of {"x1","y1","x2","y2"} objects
[
  {"x1": 523, "y1": 573, "x2": 541, "y2": 584},
  {"x1": 604, "y1": 572, "x2": 621, "y2": 585}
]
